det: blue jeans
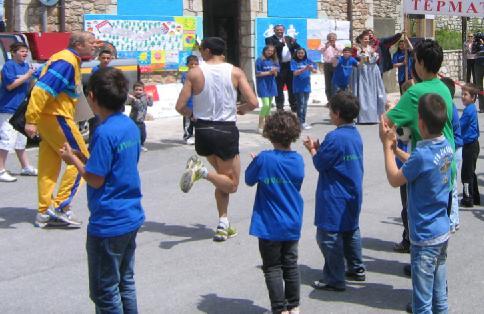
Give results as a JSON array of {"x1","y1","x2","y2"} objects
[
  {"x1": 87, "y1": 229, "x2": 139, "y2": 314},
  {"x1": 316, "y1": 227, "x2": 365, "y2": 289},
  {"x1": 295, "y1": 92, "x2": 309, "y2": 124},
  {"x1": 258, "y1": 239, "x2": 300, "y2": 313},
  {"x1": 411, "y1": 241, "x2": 448, "y2": 314},
  {"x1": 450, "y1": 147, "x2": 462, "y2": 229}
]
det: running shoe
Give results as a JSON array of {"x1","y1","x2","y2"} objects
[
  {"x1": 213, "y1": 224, "x2": 238, "y2": 242},
  {"x1": 185, "y1": 137, "x2": 195, "y2": 145},
  {"x1": 56, "y1": 208, "x2": 82, "y2": 227},
  {"x1": 34, "y1": 208, "x2": 67, "y2": 228},
  {"x1": 0, "y1": 169, "x2": 17, "y2": 182},
  {"x1": 179, "y1": 155, "x2": 204, "y2": 193},
  {"x1": 20, "y1": 166, "x2": 38, "y2": 176},
  {"x1": 302, "y1": 123, "x2": 312, "y2": 130},
  {"x1": 345, "y1": 268, "x2": 366, "y2": 281}
]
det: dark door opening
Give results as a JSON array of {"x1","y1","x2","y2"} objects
[{"x1": 202, "y1": 0, "x2": 240, "y2": 66}]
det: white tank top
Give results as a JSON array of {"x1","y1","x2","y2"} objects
[{"x1": 193, "y1": 62, "x2": 238, "y2": 122}]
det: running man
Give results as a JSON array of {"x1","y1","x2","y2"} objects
[{"x1": 175, "y1": 37, "x2": 258, "y2": 242}]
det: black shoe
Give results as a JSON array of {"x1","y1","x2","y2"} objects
[
  {"x1": 312, "y1": 280, "x2": 346, "y2": 292},
  {"x1": 406, "y1": 301, "x2": 412, "y2": 313},
  {"x1": 345, "y1": 269, "x2": 366, "y2": 281},
  {"x1": 460, "y1": 199, "x2": 474, "y2": 208},
  {"x1": 393, "y1": 241, "x2": 410, "y2": 253},
  {"x1": 403, "y1": 264, "x2": 411, "y2": 277}
]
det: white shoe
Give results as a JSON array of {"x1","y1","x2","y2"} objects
[
  {"x1": 302, "y1": 123, "x2": 312, "y2": 130},
  {"x1": 141, "y1": 146, "x2": 148, "y2": 152},
  {"x1": 0, "y1": 169, "x2": 17, "y2": 182},
  {"x1": 185, "y1": 137, "x2": 195, "y2": 145},
  {"x1": 20, "y1": 166, "x2": 38, "y2": 176}
]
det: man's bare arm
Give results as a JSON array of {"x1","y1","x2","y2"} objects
[
  {"x1": 175, "y1": 71, "x2": 195, "y2": 117},
  {"x1": 234, "y1": 67, "x2": 258, "y2": 114}
]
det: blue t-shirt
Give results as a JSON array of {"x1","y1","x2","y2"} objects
[
  {"x1": 402, "y1": 136, "x2": 452, "y2": 245},
  {"x1": 91, "y1": 65, "x2": 100, "y2": 74},
  {"x1": 245, "y1": 150, "x2": 304, "y2": 241},
  {"x1": 181, "y1": 72, "x2": 193, "y2": 110},
  {"x1": 255, "y1": 58, "x2": 278, "y2": 98},
  {"x1": 313, "y1": 124, "x2": 364, "y2": 232},
  {"x1": 459, "y1": 103, "x2": 479, "y2": 144},
  {"x1": 85, "y1": 112, "x2": 145, "y2": 237},
  {"x1": 332, "y1": 56, "x2": 358, "y2": 89},
  {"x1": 290, "y1": 59, "x2": 316, "y2": 93},
  {"x1": 451, "y1": 103, "x2": 463, "y2": 148},
  {"x1": 0, "y1": 59, "x2": 30, "y2": 113},
  {"x1": 392, "y1": 50, "x2": 413, "y2": 84}
]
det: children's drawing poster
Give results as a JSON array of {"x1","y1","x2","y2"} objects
[
  {"x1": 256, "y1": 18, "x2": 350, "y2": 63},
  {"x1": 84, "y1": 15, "x2": 203, "y2": 72}
]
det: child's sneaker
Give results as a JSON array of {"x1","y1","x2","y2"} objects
[
  {"x1": 34, "y1": 208, "x2": 66, "y2": 228},
  {"x1": 56, "y1": 208, "x2": 82, "y2": 227},
  {"x1": 345, "y1": 268, "x2": 366, "y2": 281},
  {"x1": 185, "y1": 137, "x2": 195, "y2": 145},
  {"x1": 141, "y1": 146, "x2": 148, "y2": 152},
  {"x1": 213, "y1": 224, "x2": 238, "y2": 242},
  {"x1": 179, "y1": 155, "x2": 205, "y2": 193},
  {"x1": 20, "y1": 166, "x2": 38, "y2": 176},
  {"x1": 0, "y1": 169, "x2": 16, "y2": 182}
]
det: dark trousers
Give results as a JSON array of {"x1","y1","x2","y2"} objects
[
  {"x1": 183, "y1": 116, "x2": 194, "y2": 140},
  {"x1": 323, "y1": 63, "x2": 335, "y2": 100},
  {"x1": 400, "y1": 184, "x2": 410, "y2": 245},
  {"x1": 258, "y1": 239, "x2": 300, "y2": 313},
  {"x1": 87, "y1": 229, "x2": 139, "y2": 314},
  {"x1": 476, "y1": 61, "x2": 484, "y2": 111},
  {"x1": 136, "y1": 122, "x2": 146, "y2": 146},
  {"x1": 466, "y1": 59, "x2": 476, "y2": 84},
  {"x1": 275, "y1": 62, "x2": 297, "y2": 112},
  {"x1": 88, "y1": 116, "x2": 100, "y2": 143},
  {"x1": 461, "y1": 140, "x2": 480, "y2": 204}
]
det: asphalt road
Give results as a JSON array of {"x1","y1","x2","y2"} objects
[{"x1": 1, "y1": 99, "x2": 484, "y2": 313}]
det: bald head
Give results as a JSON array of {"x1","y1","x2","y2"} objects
[{"x1": 68, "y1": 32, "x2": 95, "y2": 58}]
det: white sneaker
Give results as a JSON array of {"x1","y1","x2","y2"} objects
[
  {"x1": 20, "y1": 166, "x2": 38, "y2": 176},
  {"x1": 141, "y1": 146, "x2": 148, "y2": 152},
  {"x1": 0, "y1": 169, "x2": 17, "y2": 182},
  {"x1": 185, "y1": 137, "x2": 195, "y2": 145},
  {"x1": 302, "y1": 123, "x2": 312, "y2": 130}
]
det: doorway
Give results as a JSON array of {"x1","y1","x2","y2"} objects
[{"x1": 203, "y1": 0, "x2": 240, "y2": 66}]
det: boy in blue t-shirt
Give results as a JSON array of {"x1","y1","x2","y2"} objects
[
  {"x1": 181, "y1": 55, "x2": 199, "y2": 144},
  {"x1": 303, "y1": 92, "x2": 365, "y2": 291},
  {"x1": 380, "y1": 93, "x2": 452, "y2": 313},
  {"x1": 459, "y1": 83, "x2": 480, "y2": 207},
  {"x1": 246, "y1": 110, "x2": 304, "y2": 314},
  {"x1": 331, "y1": 47, "x2": 359, "y2": 95},
  {"x1": 60, "y1": 67, "x2": 145, "y2": 313}
]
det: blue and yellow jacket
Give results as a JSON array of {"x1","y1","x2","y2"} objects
[{"x1": 26, "y1": 48, "x2": 81, "y2": 124}]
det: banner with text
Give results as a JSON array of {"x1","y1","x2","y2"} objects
[{"x1": 403, "y1": 0, "x2": 483, "y2": 18}]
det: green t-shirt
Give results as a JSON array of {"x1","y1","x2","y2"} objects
[
  {"x1": 387, "y1": 77, "x2": 456, "y2": 187},
  {"x1": 387, "y1": 78, "x2": 455, "y2": 151}
]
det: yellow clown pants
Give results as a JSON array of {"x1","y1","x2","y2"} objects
[{"x1": 36, "y1": 114, "x2": 89, "y2": 213}]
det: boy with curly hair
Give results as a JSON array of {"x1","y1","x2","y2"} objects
[{"x1": 245, "y1": 111, "x2": 304, "y2": 314}]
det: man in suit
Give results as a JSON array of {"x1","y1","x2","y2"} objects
[{"x1": 265, "y1": 24, "x2": 301, "y2": 112}]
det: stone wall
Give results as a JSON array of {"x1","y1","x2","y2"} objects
[
  {"x1": 436, "y1": 16, "x2": 483, "y2": 33},
  {"x1": 440, "y1": 50, "x2": 463, "y2": 81},
  {"x1": 373, "y1": 0, "x2": 402, "y2": 32}
]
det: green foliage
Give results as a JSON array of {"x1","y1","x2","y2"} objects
[{"x1": 435, "y1": 29, "x2": 462, "y2": 50}]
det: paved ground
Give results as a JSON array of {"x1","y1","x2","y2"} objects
[{"x1": 1, "y1": 98, "x2": 484, "y2": 313}]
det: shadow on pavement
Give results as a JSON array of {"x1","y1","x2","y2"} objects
[
  {"x1": 0, "y1": 207, "x2": 36, "y2": 229},
  {"x1": 460, "y1": 207, "x2": 484, "y2": 222},
  {"x1": 140, "y1": 221, "x2": 214, "y2": 249},
  {"x1": 197, "y1": 293, "x2": 267, "y2": 314},
  {"x1": 144, "y1": 141, "x2": 181, "y2": 150},
  {"x1": 362, "y1": 236, "x2": 402, "y2": 253},
  {"x1": 308, "y1": 281, "x2": 410, "y2": 312}
]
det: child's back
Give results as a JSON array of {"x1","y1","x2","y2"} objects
[
  {"x1": 246, "y1": 149, "x2": 304, "y2": 240},
  {"x1": 314, "y1": 124, "x2": 363, "y2": 231},
  {"x1": 86, "y1": 111, "x2": 144, "y2": 236}
]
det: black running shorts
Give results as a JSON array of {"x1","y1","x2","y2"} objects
[{"x1": 194, "y1": 119, "x2": 239, "y2": 160}]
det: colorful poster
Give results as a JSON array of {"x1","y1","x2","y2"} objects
[{"x1": 84, "y1": 15, "x2": 203, "y2": 72}]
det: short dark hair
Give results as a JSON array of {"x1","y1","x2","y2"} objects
[
  {"x1": 201, "y1": 37, "x2": 225, "y2": 56},
  {"x1": 133, "y1": 81, "x2": 144, "y2": 89},
  {"x1": 98, "y1": 49, "x2": 112, "y2": 57},
  {"x1": 342, "y1": 47, "x2": 352, "y2": 53},
  {"x1": 440, "y1": 77, "x2": 455, "y2": 99},
  {"x1": 186, "y1": 55, "x2": 199, "y2": 65},
  {"x1": 263, "y1": 111, "x2": 301, "y2": 148},
  {"x1": 462, "y1": 83, "x2": 479, "y2": 102},
  {"x1": 10, "y1": 42, "x2": 28, "y2": 53},
  {"x1": 329, "y1": 92, "x2": 360, "y2": 123},
  {"x1": 293, "y1": 47, "x2": 307, "y2": 60},
  {"x1": 413, "y1": 39, "x2": 443, "y2": 74},
  {"x1": 418, "y1": 93, "x2": 447, "y2": 135},
  {"x1": 87, "y1": 67, "x2": 128, "y2": 112}
]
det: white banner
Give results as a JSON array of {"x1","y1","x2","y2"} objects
[{"x1": 403, "y1": 0, "x2": 483, "y2": 17}]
